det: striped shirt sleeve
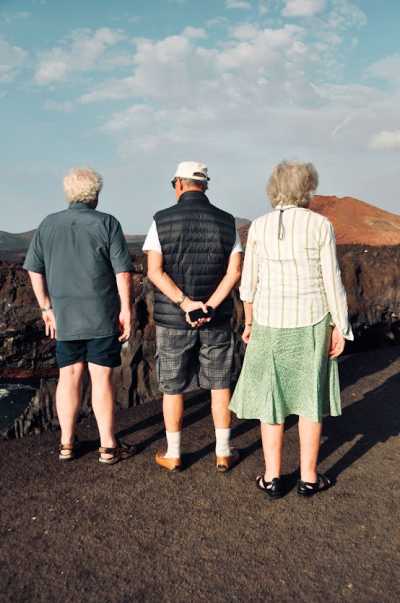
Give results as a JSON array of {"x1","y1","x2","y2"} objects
[
  {"x1": 320, "y1": 220, "x2": 354, "y2": 341},
  {"x1": 239, "y1": 221, "x2": 259, "y2": 303}
]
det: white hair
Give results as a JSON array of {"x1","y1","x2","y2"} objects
[
  {"x1": 267, "y1": 161, "x2": 319, "y2": 208},
  {"x1": 63, "y1": 167, "x2": 103, "y2": 204}
]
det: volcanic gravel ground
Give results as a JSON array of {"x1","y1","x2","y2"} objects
[{"x1": 1, "y1": 348, "x2": 399, "y2": 603}]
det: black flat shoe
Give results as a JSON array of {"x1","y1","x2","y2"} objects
[
  {"x1": 297, "y1": 473, "x2": 331, "y2": 497},
  {"x1": 256, "y1": 476, "x2": 285, "y2": 499}
]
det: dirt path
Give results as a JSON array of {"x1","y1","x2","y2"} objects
[{"x1": 1, "y1": 348, "x2": 399, "y2": 603}]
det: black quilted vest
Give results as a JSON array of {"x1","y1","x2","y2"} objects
[{"x1": 153, "y1": 191, "x2": 236, "y2": 329}]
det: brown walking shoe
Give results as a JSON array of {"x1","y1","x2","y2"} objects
[
  {"x1": 155, "y1": 451, "x2": 182, "y2": 472},
  {"x1": 216, "y1": 448, "x2": 240, "y2": 473}
]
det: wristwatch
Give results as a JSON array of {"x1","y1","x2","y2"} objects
[
  {"x1": 40, "y1": 306, "x2": 52, "y2": 312},
  {"x1": 176, "y1": 294, "x2": 187, "y2": 308}
]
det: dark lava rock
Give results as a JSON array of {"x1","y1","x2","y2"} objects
[{"x1": 1, "y1": 195, "x2": 400, "y2": 437}]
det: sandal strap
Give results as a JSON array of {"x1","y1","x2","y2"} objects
[
  {"x1": 300, "y1": 473, "x2": 331, "y2": 490},
  {"x1": 59, "y1": 443, "x2": 74, "y2": 451},
  {"x1": 256, "y1": 475, "x2": 266, "y2": 489},
  {"x1": 98, "y1": 440, "x2": 136, "y2": 458},
  {"x1": 98, "y1": 446, "x2": 118, "y2": 455}
]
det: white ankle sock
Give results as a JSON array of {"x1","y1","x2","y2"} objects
[
  {"x1": 215, "y1": 427, "x2": 231, "y2": 457},
  {"x1": 165, "y1": 431, "x2": 181, "y2": 459}
]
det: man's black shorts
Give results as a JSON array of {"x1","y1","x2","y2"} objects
[{"x1": 56, "y1": 336, "x2": 122, "y2": 369}]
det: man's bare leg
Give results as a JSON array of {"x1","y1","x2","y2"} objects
[
  {"x1": 56, "y1": 362, "x2": 85, "y2": 453},
  {"x1": 211, "y1": 388, "x2": 234, "y2": 459},
  {"x1": 162, "y1": 393, "x2": 184, "y2": 458},
  {"x1": 211, "y1": 388, "x2": 231, "y2": 427},
  {"x1": 88, "y1": 363, "x2": 117, "y2": 454}
]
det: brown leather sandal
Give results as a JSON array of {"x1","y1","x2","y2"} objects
[
  {"x1": 98, "y1": 440, "x2": 137, "y2": 465},
  {"x1": 59, "y1": 439, "x2": 79, "y2": 462}
]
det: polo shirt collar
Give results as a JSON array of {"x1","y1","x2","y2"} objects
[{"x1": 69, "y1": 202, "x2": 94, "y2": 210}]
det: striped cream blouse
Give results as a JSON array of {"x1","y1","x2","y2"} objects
[{"x1": 240, "y1": 205, "x2": 353, "y2": 340}]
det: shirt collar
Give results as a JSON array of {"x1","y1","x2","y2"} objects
[
  {"x1": 68, "y1": 202, "x2": 94, "y2": 210},
  {"x1": 274, "y1": 203, "x2": 298, "y2": 210},
  {"x1": 178, "y1": 191, "x2": 210, "y2": 205}
]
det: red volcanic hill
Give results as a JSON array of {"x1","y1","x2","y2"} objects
[
  {"x1": 310, "y1": 196, "x2": 400, "y2": 246},
  {"x1": 238, "y1": 196, "x2": 400, "y2": 246}
]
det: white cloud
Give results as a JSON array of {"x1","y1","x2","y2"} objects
[
  {"x1": 0, "y1": 10, "x2": 31, "y2": 24},
  {"x1": 366, "y1": 53, "x2": 400, "y2": 82},
  {"x1": 207, "y1": 16, "x2": 229, "y2": 28},
  {"x1": 31, "y1": 7, "x2": 400, "y2": 214},
  {"x1": 81, "y1": 24, "x2": 314, "y2": 109},
  {"x1": 327, "y1": 0, "x2": 367, "y2": 30},
  {"x1": 43, "y1": 99, "x2": 75, "y2": 112},
  {"x1": 282, "y1": 0, "x2": 325, "y2": 17},
  {"x1": 182, "y1": 26, "x2": 207, "y2": 39},
  {"x1": 0, "y1": 37, "x2": 27, "y2": 82},
  {"x1": 34, "y1": 28, "x2": 126, "y2": 85},
  {"x1": 225, "y1": 0, "x2": 252, "y2": 9},
  {"x1": 230, "y1": 23, "x2": 260, "y2": 40},
  {"x1": 369, "y1": 130, "x2": 400, "y2": 151}
]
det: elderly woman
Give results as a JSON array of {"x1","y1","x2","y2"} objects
[{"x1": 230, "y1": 161, "x2": 353, "y2": 498}]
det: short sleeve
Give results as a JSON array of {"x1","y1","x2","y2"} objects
[
  {"x1": 142, "y1": 221, "x2": 162, "y2": 254},
  {"x1": 239, "y1": 221, "x2": 258, "y2": 302},
  {"x1": 109, "y1": 218, "x2": 133, "y2": 274},
  {"x1": 230, "y1": 230, "x2": 243, "y2": 255},
  {"x1": 23, "y1": 228, "x2": 45, "y2": 274}
]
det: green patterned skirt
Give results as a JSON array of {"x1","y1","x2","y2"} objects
[{"x1": 229, "y1": 314, "x2": 341, "y2": 424}]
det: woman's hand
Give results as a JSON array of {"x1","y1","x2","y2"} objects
[
  {"x1": 43, "y1": 309, "x2": 57, "y2": 339},
  {"x1": 329, "y1": 326, "x2": 345, "y2": 358},
  {"x1": 242, "y1": 324, "x2": 252, "y2": 345}
]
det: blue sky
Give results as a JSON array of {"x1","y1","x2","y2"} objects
[{"x1": 1, "y1": 0, "x2": 400, "y2": 233}]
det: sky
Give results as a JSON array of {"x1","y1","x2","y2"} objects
[{"x1": 1, "y1": 0, "x2": 400, "y2": 234}]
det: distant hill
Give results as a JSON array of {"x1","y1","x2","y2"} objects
[
  {"x1": 235, "y1": 217, "x2": 250, "y2": 229},
  {"x1": 0, "y1": 217, "x2": 250, "y2": 252},
  {"x1": 0, "y1": 231, "x2": 35, "y2": 251},
  {"x1": 310, "y1": 196, "x2": 400, "y2": 245},
  {"x1": 3, "y1": 200, "x2": 400, "y2": 252},
  {"x1": 237, "y1": 196, "x2": 400, "y2": 247}
]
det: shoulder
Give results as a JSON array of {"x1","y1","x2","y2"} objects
[
  {"x1": 38, "y1": 209, "x2": 69, "y2": 229},
  {"x1": 154, "y1": 205, "x2": 178, "y2": 223},
  {"x1": 91, "y1": 209, "x2": 119, "y2": 224},
  {"x1": 209, "y1": 203, "x2": 235, "y2": 225},
  {"x1": 91, "y1": 210, "x2": 123, "y2": 235},
  {"x1": 250, "y1": 213, "x2": 271, "y2": 231},
  {"x1": 307, "y1": 208, "x2": 331, "y2": 227},
  {"x1": 304, "y1": 210, "x2": 335, "y2": 244}
]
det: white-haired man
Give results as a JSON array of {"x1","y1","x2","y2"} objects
[
  {"x1": 144, "y1": 161, "x2": 243, "y2": 471},
  {"x1": 24, "y1": 167, "x2": 136, "y2": 464}
]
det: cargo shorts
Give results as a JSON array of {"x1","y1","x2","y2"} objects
[{"x1": 155, "y1": 325, "x2": 234, "y2": 394}]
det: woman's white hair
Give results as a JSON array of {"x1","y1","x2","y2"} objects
[
  {"x1": 63, "y1": 167, "x2": 103, "y2": 204},
  {"x1": 267, "y1": 161, "x2": 319, "y2": 208}
]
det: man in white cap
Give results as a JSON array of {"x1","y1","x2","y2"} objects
[{"x1": 143, "y1": 161, "x2": 243, "y2": 471}]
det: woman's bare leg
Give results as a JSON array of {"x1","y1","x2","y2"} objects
[
  {"x1": 298, "y1": 416, "x2": 322, "y2": 483},
  {"x1": 260, "y1": 422, "x2": 285, "y2": 481}
]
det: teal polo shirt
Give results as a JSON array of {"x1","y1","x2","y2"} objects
[{"x1": 23, "y1": 202, "x2": 133, "y2": 341}]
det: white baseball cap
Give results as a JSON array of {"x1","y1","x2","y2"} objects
[{"x1": 172, "y1": 161, "x2": 210, "y2": 183}]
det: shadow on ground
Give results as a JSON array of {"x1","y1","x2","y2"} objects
[{"x1": 0, "y1": 348, "x2": 399, "y2": 603}]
